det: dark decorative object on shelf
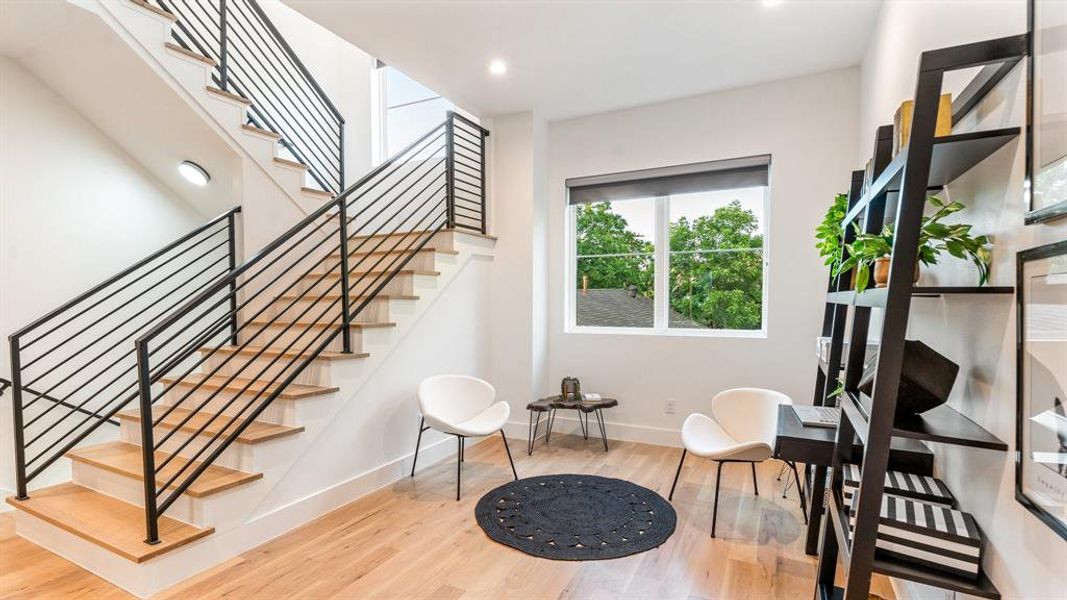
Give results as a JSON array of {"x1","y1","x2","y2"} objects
[
  {"x1": 1026, "y1": 0, "x2": 1067, "y2": 224},
  {"x1": 859, "y1": 339, "x2": 959, "y2": 419},
  {"x1": 474, "y1": 474, "x2": 676, "y2": 560},
  {"x1": 1015, "y1": 239, "x2": 1067, "y2": 540},
  {"x1": 560, "y1": 376, "x2": 581, "y2": 403}
]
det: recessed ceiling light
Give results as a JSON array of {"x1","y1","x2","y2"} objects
[
  {"x1": 178, "y1": 160, "x2": 210, "y2": 186},
  {"x1": 762, "y1": 0, "x2": 784, "y2": 6},
  {"x1": 489, "y1": 60, "x2": 507, "y2": 76}
]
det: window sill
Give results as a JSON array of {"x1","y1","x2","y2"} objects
[{"x1": 564, "y1": 326, "x2": 767, "y2": 339}]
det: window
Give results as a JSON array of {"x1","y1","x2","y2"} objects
[
  {"x1": 567, "y1": 156, "x2": 770, "y2": 336},
  {"x1": 374, "y1": 64, "x2": 454, "y2": 161}
]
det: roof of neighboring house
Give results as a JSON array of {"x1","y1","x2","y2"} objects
[{"x1": 576, "y1": 289, "x2": 706, "y2": 329}]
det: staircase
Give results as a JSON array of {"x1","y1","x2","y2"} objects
[{"x1": 3, "y1": 2, "x2": 493, "y2": 596}]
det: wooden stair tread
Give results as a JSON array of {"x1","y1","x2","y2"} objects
[
  {"x1": 344, "y1": 227, "x2": 497, "y2": 242},
  {"x1": 67, "y1": 441, "x2": 260, "y2": 498},
  {"x1": 273, "y1": 157, "x2": 307, "y2": 170},
  {"x1": 6, "y1": 483, "x2": 212, "y2": 563},
  {"x1": 159, "y1": 374, "x2": 337, "y2": 400},
  {"x1": 330, "y1": 247, "x2": 458, "y2": 258},
  {"x1": 241, "y1": 123, "x2": 281, "y2": 140},
  {"x1": 310, "y1": 269, "x2": 440, "y2": 278},
  {"x1": 301, "y1": 187, "x2": 332, "y2": 197},
  {"x1": 201, "y1": 345, "x2": 368, "y2": 361},
  {"x1": 276, "y1": 292, "x2": 418, "y2": 301},
  {"x1": 128, "y1": 0, "x2": 177, "y2": 21},
  {"x1": 164, "y1": 42, "x2": 215, "y2": 66},
  {"x1": 248, "y1": 319, "x2": 397, "y2": 329},
  {"x1": 205, "y1": 86, "x2": 251, "y2": 105},
  {"x1": 118, "y1": 406, "x2": 304, "y2": 444}
]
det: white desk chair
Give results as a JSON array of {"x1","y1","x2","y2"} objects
[
  {"x1": 411, "y1": 375, "x2": 518, "y2": 500},
  {"x1": 667, "y1": 387, "x2": 803, "y2": 537}
]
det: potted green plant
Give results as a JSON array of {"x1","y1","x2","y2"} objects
[
  {"x1": 815, "y1": 193, "x2": 849, "y2": 274},
  {"x1": 835, "y1": 196, "x2": 992, "y2": 292}
]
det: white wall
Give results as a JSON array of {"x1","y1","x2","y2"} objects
[
  {"x1": 487, "y1": 112, "x2": 551, "y2": 422},
  {"x1": 859, "y1": 2, "x2": 1067, "y2": 599},
  {"x1": 0, "y1": 57, "x2": 204, "y2": 500},
  {"x1": 532, "y1": 68, "x2": 859, "y2": 443},
  {"x1": 257, "y1": 0, "x2": 376, "y2": 185}
]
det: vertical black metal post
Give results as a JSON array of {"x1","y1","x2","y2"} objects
[
  {"x1": 338, "y1": 121, "x2": 345, "y2": 193},
  {"x1": 226, "y1": 211, "x2": 239, "y2": 347},
  {"x1": 135, "y1": 342, "x2": 161, "y2": 545},
  {"x1": 445, "y1": 111, "x2": 456, "y2": 229},
  {"x1": 479, "y1": 128, "x2": 487, "y2": 234},
  {"x1": 218, "y1": 0, "x2": 229, "y2": 91},
  {"x1": 338, "y1": 199, "x2": 352, "y2": 353},
  {"x1": 8, "y1": 337, "x2": 28, "y2": 500}
]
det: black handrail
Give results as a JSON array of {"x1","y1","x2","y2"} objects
[
  {"x1": 133, "y1": 114, "x2": 486, "y2": 543},
  {"x1": 6, "y1": 207, "x2": 241, "y2": 499},
  {"x1": 152, "y1": 0, "x2": 345, "y2": 194}
]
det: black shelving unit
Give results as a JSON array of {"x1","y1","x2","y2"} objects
[{"x1": 812, "y1": 33, "x2": 1027, "y2": 600}]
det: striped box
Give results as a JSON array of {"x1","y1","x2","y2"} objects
[
  {"x1": 849, "y1": 494, "x2": 983, "y2": 580},
  {"x1": 843, "y1": 463, "x2": 954, "y2": 509}
]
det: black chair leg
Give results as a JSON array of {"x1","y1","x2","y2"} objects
[
  {"x1": 751, "y1": 462, "x2": 759, "y2": 496},
  {"x1": 500, "y1": 430, "x2": 518, "y2": 480},
  {"x1": 788, "y1": 461, "x2": 808, "y2": 524},
  {"x1": 594, "y1": 409, "x2": 608, "y2": 452},
  {"x1": 668, "y1": 449, "x2": 686, "y2": 501},
  {"x1": 711, "y1": 461, "x2": 724, "y2": 538},
  {"x1": 411, "y1": 417, "x2": 425, "y2": 477},
  {"x1": 456, "y1": 436, "x2": 463, "y2": 501},
  {"x1": 460, "y1": 437, "x2": 465, "y2": 462}
]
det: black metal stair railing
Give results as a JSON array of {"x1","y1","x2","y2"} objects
[
  {"x1": 4, "y1": 208, "x2": 242, "y2": 500},
  {"x1": 133, "y1": 113, "x2": 487, "y2": 543},
  {"x1": 152, "y1": 0, "x2": 345, "y2": 194}
]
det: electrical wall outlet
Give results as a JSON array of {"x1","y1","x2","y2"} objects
[{"x1": 665, "y1": 398, "x2": 676, "y2": 415}]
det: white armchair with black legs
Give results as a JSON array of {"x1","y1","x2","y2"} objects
[
  {"x1": 411, "y1": 375, "x2": 518, "y2": 500},
  {"x1": 667, "y1": 387, "x2": 805, "y2": 537}
]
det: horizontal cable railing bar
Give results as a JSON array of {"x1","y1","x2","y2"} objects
[
  {"x1": 0, "y1": 378, "x2": 119, "y2": 427},
  {"x1": 12, "y1": 209, "x2": 238, "y2": 341}
]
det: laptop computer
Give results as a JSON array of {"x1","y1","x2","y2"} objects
[{"x1": 792, "y1": 405, "x2": 840, "y2": 428}]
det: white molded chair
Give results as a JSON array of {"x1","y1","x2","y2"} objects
[
  {"x1": 667, "y1": 388, "x2": 805, "y2": 537},
  {"x1": 411, "y1": 375, "x2": 517, "y2": 500}
]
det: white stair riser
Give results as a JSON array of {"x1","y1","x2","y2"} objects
[
  {"x1": 237, "y1": 322, "x2": 367, "y2": 353},
  {"x1": 120, "y1": 420, "x2": 254, "y2": 472},
  {"x1": 199, "y1": 351, "x2": 336, "y2": 389},
  {"x1": 157, "y1": 387, "x2": 296, "y2": 427},
  {"x1": 261, "y1": 295, "x2": 391, "y2": 324},
  {"x1": 292, "y1": 272, "x2": 415, "y2": 297}
]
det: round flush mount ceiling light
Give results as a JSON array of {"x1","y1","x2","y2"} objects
[
  {"x1": 178, "y1": 160, "x2": 210, "y2": 186},
  {"x1": 489, "y1": 60, "x2": 507, "y2": 76}
]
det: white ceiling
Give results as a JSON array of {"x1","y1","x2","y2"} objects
[{"x1": 285, "y1": 0, "x2": 883, "y2": 121}]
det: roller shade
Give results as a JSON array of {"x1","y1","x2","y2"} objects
[{"x1": 566, "y1": 154, "x2": 770, "y2": 205}]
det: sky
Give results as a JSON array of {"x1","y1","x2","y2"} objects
[{"x1": 608, "y1": 186, "x2": 767, "y2": 242}]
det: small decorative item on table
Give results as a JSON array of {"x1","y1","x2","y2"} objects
[{"x1": 526, "y1": 388, "x2": 618, "y2": 456}]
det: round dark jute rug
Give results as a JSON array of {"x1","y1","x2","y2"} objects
[{"x1": 474, "y1": 474, "x2": 676, "y2": 561}]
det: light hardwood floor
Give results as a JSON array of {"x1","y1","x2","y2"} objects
[{"x1": 1, "y1": 433, "x2": 894, "y2": 599}]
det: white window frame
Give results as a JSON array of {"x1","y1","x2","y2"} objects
[{"x1": 565, "y1": 187, "x2": 770, "y2": 338}]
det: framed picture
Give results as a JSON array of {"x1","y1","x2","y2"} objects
[
  {"x1": 1016, "y1": 240, "x2": 1067, "y2": 539},
  {"x1": 1026, "y1": 0, "x2": 1067, "y2": 224}
]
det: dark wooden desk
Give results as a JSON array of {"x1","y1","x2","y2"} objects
[{"x1": 774, "y1": 405, "x2": 934, "y2": 555}]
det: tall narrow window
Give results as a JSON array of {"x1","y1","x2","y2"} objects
[
  {"x1": 567, "y1": 156, "x2": 770, "y2": 336},
  {"x1": 376, "y1": 64, "x2": 454, "y2": 160}
]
